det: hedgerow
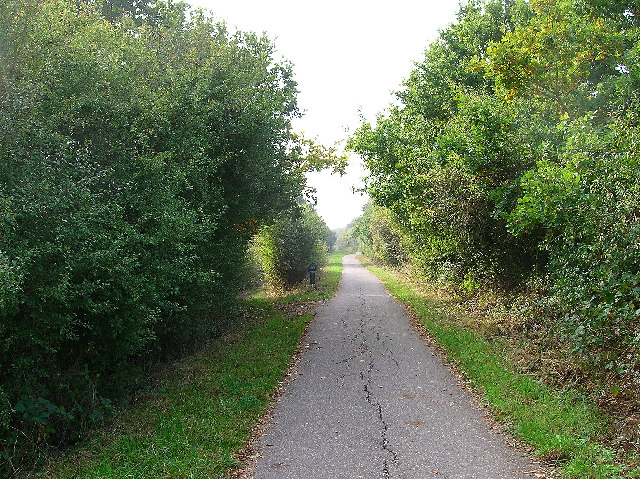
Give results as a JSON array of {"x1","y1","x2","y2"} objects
[
  {"x1": 0, "y1": 0, "x2": 332, "y2": 474},
  {"x1": 348, "y1": 0, "x2": 640, "y2": 398}
]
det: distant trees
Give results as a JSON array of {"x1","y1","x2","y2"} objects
[
  {"x1": 334, "y1": 227, "x2": 359, "y2": 254},
  {"x1": 0, "y1": 0, "x2": 339, "y2": 473},
  {"x1": 349, "y1": 0, "x2": 640, "y2": 382}
]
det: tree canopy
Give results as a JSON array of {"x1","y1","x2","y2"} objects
[{"x1": 348, "y1": 0, "x2": 640, "y2": 387}]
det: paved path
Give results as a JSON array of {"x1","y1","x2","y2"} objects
[{"x1": 254, "y1": 255, "x2": 543, "y2": 478}]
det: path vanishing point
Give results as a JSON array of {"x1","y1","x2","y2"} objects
[{"x1": 253, "y1": 255, "x2": 546, "y2": 479}]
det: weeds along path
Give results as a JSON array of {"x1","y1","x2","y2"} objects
[{"x1": 253, "y1": 254, "x2": 546, "y2": 478}]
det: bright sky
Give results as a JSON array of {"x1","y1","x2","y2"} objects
[{"x1": 189, "y1": 0, "x2": 461, "y2": 229}]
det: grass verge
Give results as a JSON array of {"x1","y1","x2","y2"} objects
[
  {"x1": 42, "y1": 253, "x2": 344, "y2": 478},
  {"x1": 359, "y1": 257, "x2": 639, "y2": 479}
]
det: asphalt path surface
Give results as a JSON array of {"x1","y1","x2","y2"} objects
[{"x1": 253, "y1": 255, "x2": 544, "y2": 479}]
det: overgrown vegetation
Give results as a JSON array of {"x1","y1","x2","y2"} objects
[
  {"x1": 47, "y1": 308, "x2": 309, "y2": 479},
  {"x1": 0, "y1": 0, "x2": 341, "y2": 474},
  {"x1": 347, "y1": 0, "x2": 640, "y2": 459}
]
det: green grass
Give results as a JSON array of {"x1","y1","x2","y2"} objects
[
  {"x1": 359, "y1": 257, "x2": 639, "y2": 479},
  {"x1": 43, "y1": 254, "x2": 345, "y2": 479}
]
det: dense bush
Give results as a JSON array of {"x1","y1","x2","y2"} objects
[
  {"x1": 348, "y1": 0, "x2": 640, "y2": 380},
  {"x1": 333, "y1": 228, "x2": 359, "y2": 254},
  {"x1": 348, "y1": 3, "x2": 542, "y2": 286},
  {"x1": 509, "y1": 114, "x2": 640, "y2": 366},
  {"x1": 253, "y1": 204, "x2": 332, "y2": 289},
  {"x1": 0, "y1": 0, "x2": 326, "y2": 473}
]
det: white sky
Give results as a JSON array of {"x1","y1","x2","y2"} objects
[{"x1": 189, "y1": 0, "x2": 461, "y2": 229}]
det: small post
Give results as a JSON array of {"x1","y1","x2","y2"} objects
[{"x1": 307, "y1": 262, "x2": 317, "y2": 288}]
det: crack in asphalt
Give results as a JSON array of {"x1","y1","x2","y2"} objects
[
  {"x1": 253, "y1": 255, "x2": 546, "y2": 479},
  {"x1": 359, "y1": 308, "x2": 399, "y2": 478}
]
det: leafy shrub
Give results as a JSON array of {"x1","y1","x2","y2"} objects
[
  {"x1": 348, "y1": 203, "x2": 411, "y2": 267},
  {"x1": 0, "y1": 0, "x2": 308, "y2": 473},
  {"x1": 253, "y1": 205, "x2": 331, "y2": 288},
  {"x1": 510, "y1": 114, "x2": 640, "y2": 368}
]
